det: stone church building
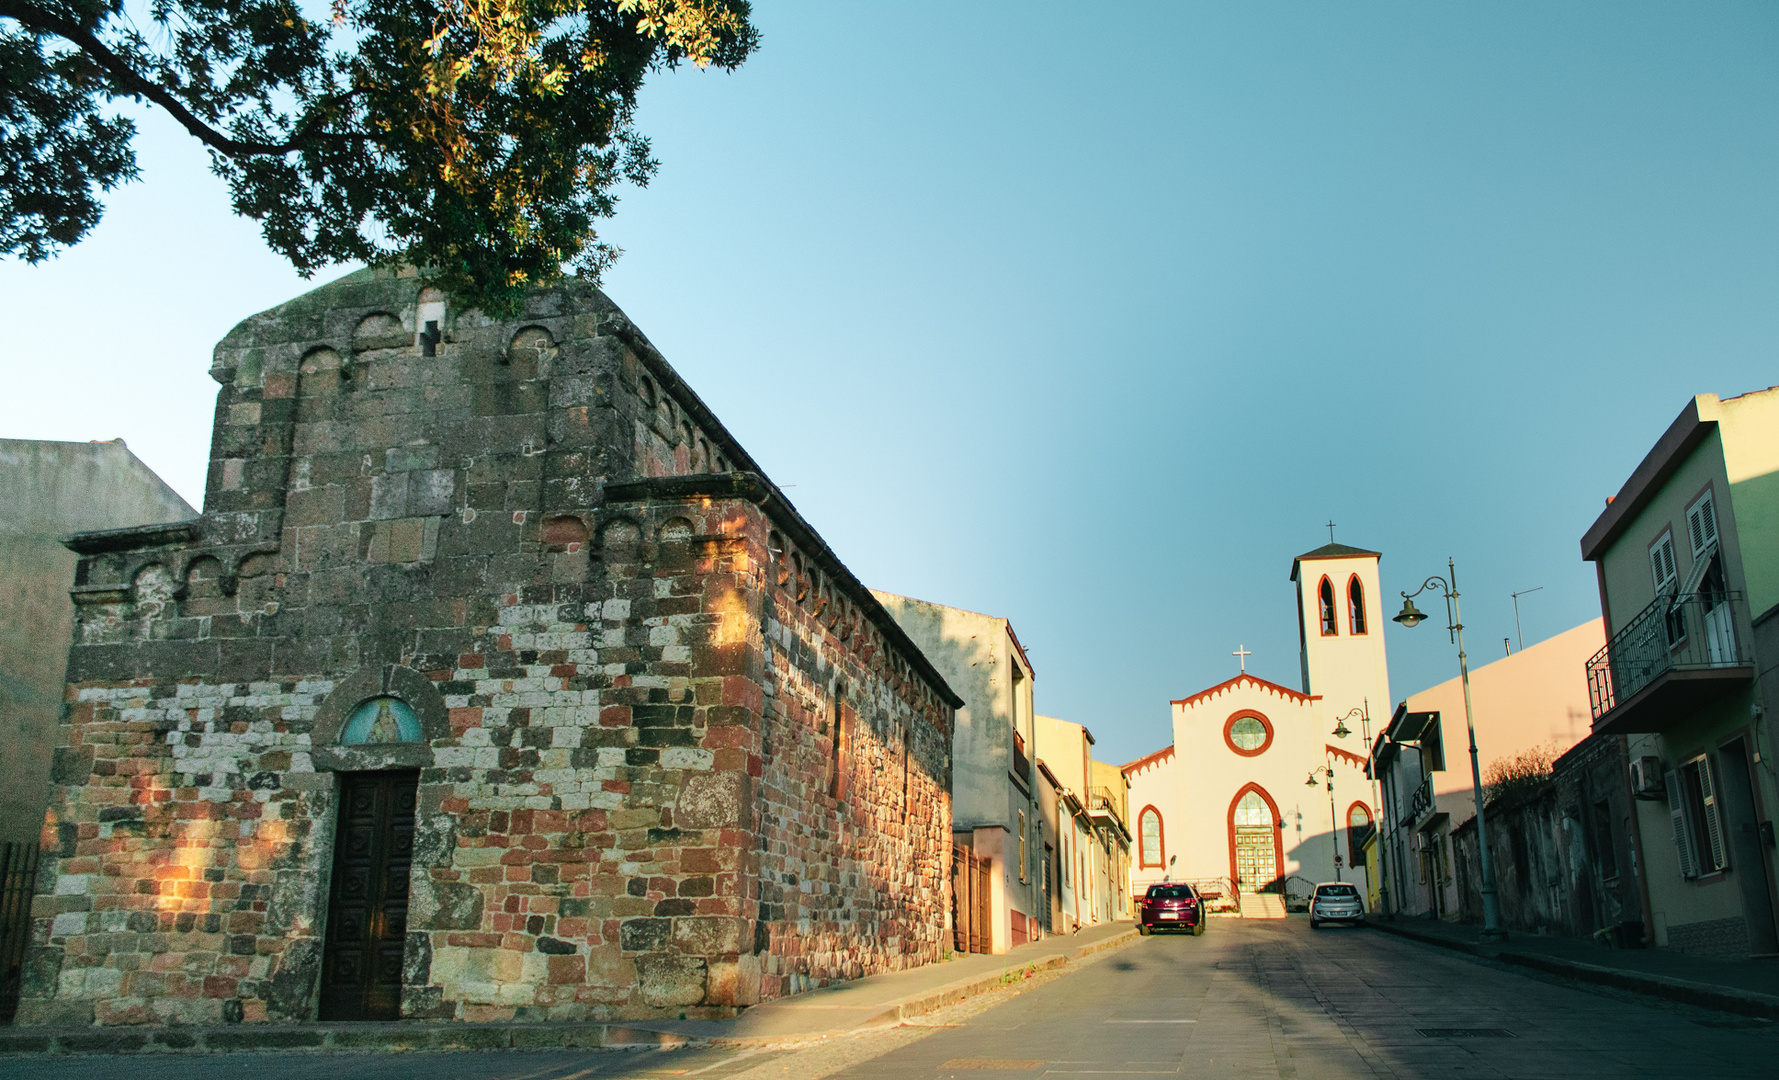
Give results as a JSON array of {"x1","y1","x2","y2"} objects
[
  {"x1": 1124, "y1": 544, "x2": 1389, "y2": 902},
  {"x1": 20, "y1": 268, "x2": 960, "y2": 1028}
]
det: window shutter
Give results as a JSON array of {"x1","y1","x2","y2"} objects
[
  {"x1": 1651, "y1": 536, "x2": 1678, "y2": 592},
  {"x1": 1665, "y1": 769, "x2": 1700, "y2": 879},
  {"x1": 1687, "y1": 494, "x2": 1718, "y2": 557},
  {"x1": 1697, "y1": 756, "x2": 1729, "y2": 872}
]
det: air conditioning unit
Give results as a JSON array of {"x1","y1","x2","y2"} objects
[{"x1": 1630, "y1": 756, "x2": 1665, "y2": 800}]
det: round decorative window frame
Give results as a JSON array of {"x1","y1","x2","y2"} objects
[{"x1": 1224, "y1": 710, "x2": 1274, "y2": 757}]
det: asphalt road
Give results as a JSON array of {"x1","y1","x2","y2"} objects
[
  {"x1": 828, "y1": 917, "x2": 1779, "y2": 1079},
  {"x1": 9, "y1": 918, "x2": 1779, "y2": 1079}
]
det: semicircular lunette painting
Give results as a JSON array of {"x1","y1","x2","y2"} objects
[{"x1": 340, "y1": 696, "x2": 424, "y2": 745}]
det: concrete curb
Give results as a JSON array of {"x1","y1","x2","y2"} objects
[
  {"x1": 626, "y1": 927, "x2": 1143, "y2": 1047},
  {"x1": 0, "y1": 929, "x2": 1141, "y2": 1056},
  {"x1": 0, "y1": 1022, "x2": 694, "y2": 1057},
  {"x1": 854, "y1": 927, "x2": 1141, "y2": 1032},
  {"x1": 1369, "y1": 920, "x2": 1779, "y2": 1021}
]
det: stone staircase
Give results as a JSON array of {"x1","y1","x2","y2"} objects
[{"x1": 1238, "y1": 892, "x2": 1288, "y2": 919}]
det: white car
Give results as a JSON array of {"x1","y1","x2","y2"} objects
[{"x1": 1309, "y1": 882, "x2": 1365, "y2": 928}]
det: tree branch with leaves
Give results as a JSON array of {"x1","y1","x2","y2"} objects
[{"x1": 0, "y1": 0, "x2": 757, "y2": 314}]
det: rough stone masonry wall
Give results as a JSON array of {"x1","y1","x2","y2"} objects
[
  {"x1": 19, "y1": 267, "x2": 954, "y2": 1027},
  {"x1": 592, "y1": 491, "x2": 954, "y2": 1004},
  {"x1": 750, "y1": 540, "x2": 953, "y2": 998}
]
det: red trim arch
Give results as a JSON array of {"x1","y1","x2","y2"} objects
[
  {"x1": 1138, "y1": 804, "x2": 1166, "y2": 868},
  {"x1": 1318, "y1": 575, "x2": 1339, "y2": 636},
  {"x1": 1224, "y1": 710, "x2": 1274, "y2": 757},
  {"x1": 1347, "y1": 574, "x2": 1368, "y2": 635},
  {"x1": 1345, "y1": 800, "x2": 1374, "y2": 869},
  {"x1": 1226, "y1": 782, "x2": 1283, "y2": 892}
]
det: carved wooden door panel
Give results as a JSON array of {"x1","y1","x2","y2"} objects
[
  {"x1": 1235, "y1": 827, "x2": 1277, "y2": 893},
  {"x1": 319, "y1": 770, "x2": 419, "y2": 1020}
]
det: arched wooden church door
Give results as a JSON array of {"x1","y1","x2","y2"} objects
[{"x1": 1230, "y1": 786, "x2": 1282, "y2": 894}]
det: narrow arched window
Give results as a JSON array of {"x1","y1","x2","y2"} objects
[
  {"x1": 1139, "y1": 807, "x2": 1164, "y2": 868},
  {"x1": 1347, "y1": 803, "x2": 1374, "y2": 867},
  {"x1": 1319, "y1": 576, "x2": 1338, "y2": 636},
  {"x1": 1348, "y1": 575, "x2": 1367, "y2": 635}
]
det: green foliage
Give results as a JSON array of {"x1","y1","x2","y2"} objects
[
  {"x1": 1483, "y1": 744, "x2": 1556, "y2": 807},
  {"x1": 0, "y1": 20, "x2": 137, "y2": 260},
  {"x1": 0, "y1": 0, "x2": 758, "y2": 315}
]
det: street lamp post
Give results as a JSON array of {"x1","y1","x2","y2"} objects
[
  {"x1": 1306, "y1": 765, "x2": 1341, "y2": 882},
  {"x1": 1393, "y1": 557, "x2": 1506, "y2": 941},
  {"x1": 1333, "y1": 702, "x2": 1390, "y2": 919}
]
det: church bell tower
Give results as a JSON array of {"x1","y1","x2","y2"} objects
[{"x1": 1290, "y1": 542, "x2": 1393, "y2": 722}]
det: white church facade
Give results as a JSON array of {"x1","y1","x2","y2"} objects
[{"x1": 1124, "y1": 543, "x2": 1393, "y2": 903}]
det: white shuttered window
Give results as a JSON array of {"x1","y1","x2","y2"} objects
[
  {"x1": 1686, "y1": 490, "x2": 1719, "y2": 558},
  {"x1": 1692, "y1": 755, "x2": 1729, "y2": 873},
  {"x1": 1650, "y1": 533, "x2": 1678, "y2": 593},
  {"x1": 1667, "y1": 755, "x2": 1730, "y2": 879},
  {"x1": 1664, "y1": 768, "x2": 1700, "y2": 879}
]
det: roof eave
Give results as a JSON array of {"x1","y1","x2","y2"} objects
[
  {"x1": 1289, "y1": 544, "x2": 1384, "y2": 582},
  {"x1": 1580, "y1": 396, "x2": 1717, "y2": 562}
]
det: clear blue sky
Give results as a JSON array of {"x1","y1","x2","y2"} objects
[{"x1": 3, "y1": 2, "x2": 1776, "y2": 766}]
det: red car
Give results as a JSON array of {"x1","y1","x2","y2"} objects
[{"x1": 1138, "y1": 883, "x2": 1205, "y2": 936}]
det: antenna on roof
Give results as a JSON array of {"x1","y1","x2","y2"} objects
[{"x1": 1510, "y1": 586, "x2": 1543, "y2": 651}]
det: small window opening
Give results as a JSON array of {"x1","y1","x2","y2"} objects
[
  {"x1": 1019, "y1": 810, "x2": 1029, "y2": 883},
  {"x1": 1348, "y1": 575, "x2": 1367, "y2": 635},
  {"x1": 829, "y1": 682, "x2": 850, "y2": 800}
]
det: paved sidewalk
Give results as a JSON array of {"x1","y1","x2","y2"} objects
[
  {"x1": 1370, "y1": 914, "x2": 1779, "y2": 1019},
  {"x1": 0, "y1": 921, "x2": 1138, "y2": 1056},
  {"x1": 633, "y1": 919, "x2": 1138, "y2": 1044}
]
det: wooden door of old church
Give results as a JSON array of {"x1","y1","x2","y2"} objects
[
  {"x1": 320, "y1": 771, "x2": 419, "y2": 1020},
  {"x1": 1235, "y1": 828, "x2": 1278, "y2": 893},
  {"x1": 1232, "y1": 790, "x2": 1281, "y2": 893}
]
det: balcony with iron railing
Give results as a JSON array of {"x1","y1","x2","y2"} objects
[
  {"x1": 1088, "y1": 786, "x2": 1128, "y2": 837},
  {"x1": 1400, "y1": 776, "x2": 1437, "y2": 831},
  {"x1": 1586, "y1": 591, "x2": 1753, "y2": 735},
  {"x1": 1011, "y1": 730, "x2": 1031, "y2": 784}
]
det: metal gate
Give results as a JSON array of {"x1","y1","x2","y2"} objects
[
  {"x1": 951, "y1": 844, "x2": 992, "y2": 954},
  {"x1": 1, "y1": 841, "x2": 44, "y2": 1024}
]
